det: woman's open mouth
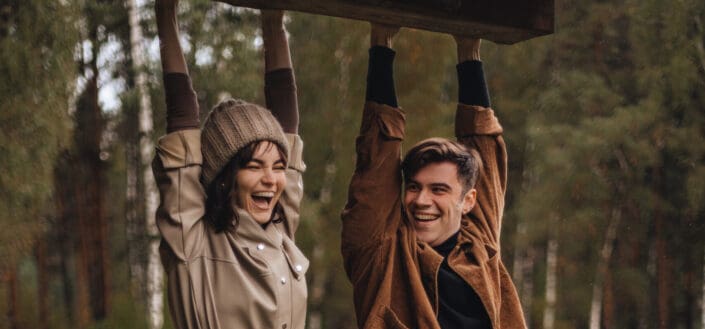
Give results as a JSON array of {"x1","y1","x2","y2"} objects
[{"x1": 251, "y1": 191, "x2": 275, "y2": 210}]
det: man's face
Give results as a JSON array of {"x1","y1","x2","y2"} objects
[{"x1": 403, "y1": 162, "x2": 476, "y2": 247}]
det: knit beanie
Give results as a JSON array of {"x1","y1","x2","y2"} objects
[{"x1": 201, "y1": 98, "x2": 289, "y2": 187}]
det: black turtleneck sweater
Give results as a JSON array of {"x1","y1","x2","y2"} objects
[{"x1": 433, "y1": 232, "x2": 491, "y2": 329}]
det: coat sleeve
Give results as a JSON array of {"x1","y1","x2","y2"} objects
[
  {"x1": 341, "y1": 102, "x2": 405, "y2": 277},
  {"x1": 280, "y1": 133, "x2": 306, "y2": 239},
  {"x1": 455, "y1": 104, "x2": 507, "y2": 246},
  {"x1": 152, "y1": 129, "x2": 207, "y2": 262}
]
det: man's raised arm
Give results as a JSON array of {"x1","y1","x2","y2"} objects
[
  {"x1": 341, "y1": 23, "x2": 405, "y2": 259},
  {"x1": 453, "y1": 37, "x2": 508, "y2": 245}
]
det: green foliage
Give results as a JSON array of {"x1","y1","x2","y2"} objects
[{"x1": 0, "y1": 0, "x2": 77, "y2": 269}]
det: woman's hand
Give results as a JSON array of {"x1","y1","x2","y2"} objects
[
  {"x1": 370, "y1": 23, "x2": 399, "y2": 48},
  {"x1": 261, "y1": 9, "x2": 291, "y2": 72},
  {"x1": 156, "y1": 0, "x2": 187, "y2": 74},
  {"x1": 261, "y1": 9, "x2": 284, "y2": 30}
]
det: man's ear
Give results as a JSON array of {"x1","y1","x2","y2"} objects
[{"x1": 462, "y1": 188, "x2": 477, "y2": 214}]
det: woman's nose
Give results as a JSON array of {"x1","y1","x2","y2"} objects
[{"x1": 260, "y1": 168, "x2": 275, "y2": 184}]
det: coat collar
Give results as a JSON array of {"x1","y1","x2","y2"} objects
[{"x1": 233, "y1": 207, "x2": 284, "y2": 249}]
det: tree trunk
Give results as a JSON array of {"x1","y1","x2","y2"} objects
[
  {"x1": 5, "y1": 266, "x2": 19, "y2": 329},
  {"x1": 543, "y1": 238, "x2": 557, "y2": 329},
  {"x1": 512, "y1": 219, "x2": 534, "y2": 327},
  {"x1": 653, "y1": 165, "x2": 670, "y2": 329},
  {"x1": 701, "y1": 249, "x2": 705, "y2": 329},
  {"x1": 80, "y1": 64, "x2": 111, "y2": 321},
  {"x1": 602, "y1": 269, "x2": 614, "y2": 329},
  {"x1": 518, "y1": 248, "x2": 534, "y2": 328},
  {"x1": 125, "y1": 0, "x2": 148, "y2": 313},
  {"x1": 589, "y1": 208, "x2": 621, "y2": 329},
  {"x1": 127, "y1": 0, "x2": 163, "y2": 327},
  {"x1": 36, "y1": 240, "x2": 49, "y2": 329},
  {"x1": 54, "y1": 153, "x2": 76, "y2": 323}
]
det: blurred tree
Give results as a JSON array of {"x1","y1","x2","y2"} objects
[
  {"x1": 126, "y1": 0, "x2": 163, "y2": 327},
  {"x1": 53, "y1": 0, "x2": 129, "y2": 326},
  {"x1": 0, "y1": 0, "x2": 77, "y2": 328}
]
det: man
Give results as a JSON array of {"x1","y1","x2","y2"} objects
[{"x1": 341, "y1": 24, "x2": 527, "y2": 329}]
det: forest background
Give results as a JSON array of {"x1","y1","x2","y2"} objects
[{"x1": 2, "y1": 0, "x2": 705, "y2": 329}]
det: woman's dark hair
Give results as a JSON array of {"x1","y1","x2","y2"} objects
[{"x1": 205, "y1": 140, "x2": 288, "y2": 233}]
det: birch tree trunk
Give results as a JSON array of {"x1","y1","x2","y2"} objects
[
  {"x1": 127, "y1": 0, "x2": 163, "y2": 328},
  {"x1": 125, "y1": 0, "x2": 147, "y2": 309},
  {"x1": 589, "y1": 208, "x2": 621, "y2": 329},
  {"x1": 543, "y1": 238, "x2": 557, "y2": 329}
]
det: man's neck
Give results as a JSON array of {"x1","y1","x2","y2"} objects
[{"x1": 432, "y1": 230, "x2": 460, "y2": 257}]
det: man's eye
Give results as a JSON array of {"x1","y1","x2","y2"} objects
[{"x1": 432, "y1": 188, "x2": 447, "y2": 194}]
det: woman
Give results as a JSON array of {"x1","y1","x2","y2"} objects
[{"x1": 152, "y1": 1, "x2": 308, "y2": 328}]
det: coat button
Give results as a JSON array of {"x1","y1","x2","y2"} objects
[
  {"x1": 257, "y1": 243, "x2": 265, "y2": 251},
  {"x1": 280, "y1": 277, "x2": 287, "y2": 284},
  {"x1": 282, "y1": 324, "x2": 287, "y2": 329},
  {"x1": 295, "y1": 264, "x2": 303, "y2": 272}
]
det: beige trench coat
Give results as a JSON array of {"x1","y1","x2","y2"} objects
[{"x1": 153, "y1": 129, "x2": 309, "y2": 329}]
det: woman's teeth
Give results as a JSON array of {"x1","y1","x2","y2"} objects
[{"x1": 251, "y1": 192, "x2": 274, "y2": 208}]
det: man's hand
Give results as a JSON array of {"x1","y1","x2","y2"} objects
[
  {"x1": 370, "y1": 23, "x2": 399, "y2": 48},
  {"x1": 454, "y1": 36, "x2": 481, "y2": 62}
]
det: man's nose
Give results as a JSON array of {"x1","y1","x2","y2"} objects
[{"x1": 413, "y1": 189, "x2": 432, "y2": 206}]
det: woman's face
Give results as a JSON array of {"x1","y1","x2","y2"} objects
[{"x1": 233, "y1": 141, "x2": 287, "y2": 224}]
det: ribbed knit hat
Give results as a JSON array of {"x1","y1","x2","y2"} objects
[{"x1": 201, "y1": 98, "x2": 289, "y2": 187}]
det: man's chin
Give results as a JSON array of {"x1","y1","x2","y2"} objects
[
  {"x1": 413, "y1": 218, "x2": 439, "y2": 231},
  {"x1": 413, "y1": 229, "x2": 435, "y2": 244}
]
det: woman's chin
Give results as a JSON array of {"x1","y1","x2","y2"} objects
[{"x1": 249, "y1": 210, "x2": 273, "y2": 225}]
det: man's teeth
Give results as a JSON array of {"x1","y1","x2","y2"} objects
[{"x1": 415, "y1": 214, "x2": 439, "y2": 221}]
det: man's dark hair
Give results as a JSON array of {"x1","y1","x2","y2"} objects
[
  {"x1": 401, "y1": 137, "x2": 482, "y2": 193},
  {"x1": 205, "y1": 141, "x2": 288, "y2": 233}
]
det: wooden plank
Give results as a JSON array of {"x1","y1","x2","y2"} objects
[{"x1": 215, "y1": 0, "x2": 554, "y2": 44}]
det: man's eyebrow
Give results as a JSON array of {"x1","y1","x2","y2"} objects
[
  {"x1": 405, "y1": 181, "x2": 451, "y2": 189},
  {"x1": 429, "y1": 183, "x2": 451, "y2": 189}
]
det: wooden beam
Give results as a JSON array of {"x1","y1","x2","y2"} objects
[{"x1": 216, "y1": 0, "x2": 554, "y2": 44}]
